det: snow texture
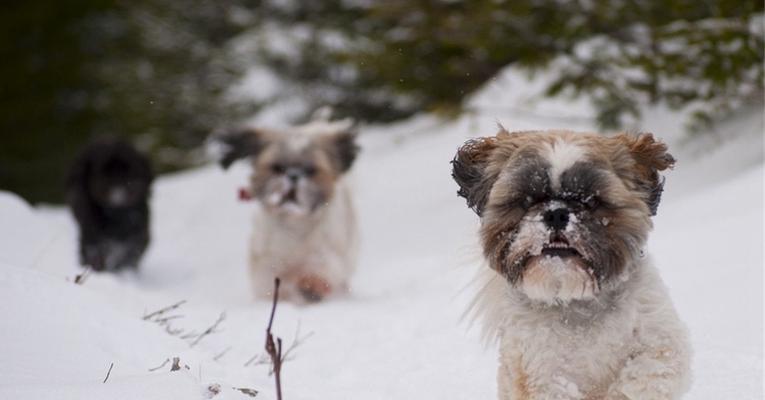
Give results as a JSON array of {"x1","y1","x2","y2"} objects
[{"x1": 0, "y1": 62, "x2": 762, "y2": 399}]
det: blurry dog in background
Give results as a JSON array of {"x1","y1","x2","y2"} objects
[
  {"x1": 453, "y1": 128, "x2": 690, "y2": 399},
  {"x1": 217, "y1": 114, "x2": 360, "y2": 303},
  {"x1": 67, "y1": 137, "x2": 153, "y2": 271}
]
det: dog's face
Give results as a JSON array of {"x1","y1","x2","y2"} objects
[
  {"x1": 218, "y1": 121, "x2": 359, "y2": 217},
  {"x1": 453, "y1": 129, "x2": 674, "y2": 304},
  {"x1": 74, "y1": 139, "x2": 153, "y2": 209}
]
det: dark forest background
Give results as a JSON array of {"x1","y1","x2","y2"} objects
[{"x1": 1, "y1": 0, "x2": 762, "y2": 203}]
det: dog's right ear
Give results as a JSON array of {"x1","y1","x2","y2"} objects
[
  {"x1": 451, "y1": 135, "x2": 502, "y2": 216},
  {"x1": 213, "y1": 128, "x2": 264, "y2": 170}
]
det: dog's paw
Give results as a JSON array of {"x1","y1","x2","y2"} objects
[{"x1": 297, "y1": 275, "x2": 332, "y2": 303}]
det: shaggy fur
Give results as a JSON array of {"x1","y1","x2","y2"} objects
[
  {"x1": 218, "y1": 116, "x2": 360, "y2": 303},
  {"x1": 66, "y1": 137, "x2": 153, "y2": 271},
  {"x1": 454, "y1": 128, "x2": 691, "y2": 399}
]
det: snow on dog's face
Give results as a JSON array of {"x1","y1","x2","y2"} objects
[
  {"x1": 218, "y1": 120, "x2": 358, "y2": 218},
  {"x1": 452, "y1": 128, "x2": 674, "y2": 304}
]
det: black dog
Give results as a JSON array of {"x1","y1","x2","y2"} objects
[{"x1": 66, "y1": 137, "x2": 153, "y2": 271}]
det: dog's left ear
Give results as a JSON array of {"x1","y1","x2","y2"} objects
[
  {"x1": 451, "y1": 135, "x2": 502, "y2": 216},
  {"x1": 326, "y1": 128, "x2": 360, "y2": 174},
  {"x1": 618, "y1": 132, "x2": 676, "y2": 216},
  {"x1": 213, "y1": 128, "x2": 264, "y2": 170}
]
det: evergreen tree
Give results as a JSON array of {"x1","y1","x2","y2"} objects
[
  {"x1": 0, "y1": 1, "x2": 257, "y2": 203},
  {"x1": 251, "y1": 0, "x2": 763, "y2": 128}
]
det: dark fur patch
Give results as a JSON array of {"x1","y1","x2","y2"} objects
[
  {"x1": 557, "y1": 162, "x2": 610, "y2": 210},
  {"x1": 647, "y1": 176, "x2": 666, "y2": 216},
  {"x1": 216, "y1": 128, "x2": 264, "y2": 169},
  {"x1": 618, "y1": 132, "x2": 675, "y2": 216},
  {"x1": 451, "y1": 137, "x2": 499, "y2": 216},
  {"x1": 512, "y1": 157, "x2": 552, "y2": 209},
  {"x1": 329, "y1": 131, "x2": 360, "y2": 173},
  {"x1": 66, "y1": 137, "x2": 153, "y2": 271}
]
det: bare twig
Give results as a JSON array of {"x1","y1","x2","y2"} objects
[
  {"x1": 213, "y1": 346, "x2": 232, "y2": 362},
  {"x1": 243, "y1": 352, "x2": 270, "y2": 367},
  {"x1": 265, "y1": 278, "x2": 284, "y2": 400},
  {"x1": 184, "y1": 311, "x2": 225, "y2": 348},
  {"x1": 166, "y1": 325, "x2": 185, "y2": 336},
  {"x1": 180, "y1": 330, "x2": 200, "y2": 340},
  {"x1": 103, "y1": 362, "x2": 114, "y2": 383},
  {"x1": 245, "y1": 321, "x2": 313, "y2": 368},
  {"x1": 143, "y1": 300, "x2": 187, "y2": 321},
  {"x1": 148, "y1": 358, "x2": 170, "y2": 372},
  {"x1": 74, "y1": 267, "x2": 92, "y2": 285},
  {"x1": 143, "y1": 300, "x2": 229, "y2": 350},
  {"x1": 154, "y1": 314, "x2": 184, "y2": 324},
  {"x1": 190, "y1": 311, "x2": 226, "y2": 347},
  {"x1": 282, "y1": 323, "x2": 315, "y2": 362}
]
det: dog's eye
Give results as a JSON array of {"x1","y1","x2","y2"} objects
[
  {"x1": 521, "y1": 195, "x2": 547, "y2": 209},
  {"x1": 271, "y1": 163, "x2": 286, "y2": 174},
  {"x1": 583, "y1": 196, "x2": 600, "y2": 209},
  {"x1": 304, "y1": 165, "x2": 317, "y2": 177}
]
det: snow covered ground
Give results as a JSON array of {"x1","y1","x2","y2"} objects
[{"x1": 0, "y1": 65, "x2": 762, "y2": 399}]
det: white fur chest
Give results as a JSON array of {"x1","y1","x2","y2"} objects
[
  {"x1": 248, "y1": 179, "x2": 358, "y2": 299},
  {"x1": 498, "y1": 295, "x2": 639, "y2": 398},
  {"x1": 476, "y1": 260, "x2": 690, "y2": 400}
]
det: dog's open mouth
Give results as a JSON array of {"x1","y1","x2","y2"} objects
[
  {"x1": 281, "y1": 188, "x2": 298, "y2": 204},
  {"x1": 541, "y1": 233, "x2": 582, "y2": 259},
  {"x1": 541, "y1": 246, "x2": 581, "y2": 258}
]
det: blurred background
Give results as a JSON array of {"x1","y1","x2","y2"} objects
[{"x1": 1, "y1": 0, "x2": 762, "y2": 204}]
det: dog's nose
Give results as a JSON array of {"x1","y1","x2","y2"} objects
[
  {"x1": 544, "y1": 208, "x2": 570, "y2": 231},
  {"x1": 286, "y1": 168, "x2": 301, "y2": 182}
]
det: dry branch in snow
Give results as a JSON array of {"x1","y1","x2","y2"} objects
[
  {"x1": 244, "y1": 322, "x2": 313, "y2": 369},
  {"x1": 148, "y1": 358, "x2": 170, "y2": 372},
  {"x1": 143, "y1": 300, "x2": 187, "y2": 321},
  {"x1": 214, "y1": 346, "x2": 232, "y2": 361},
  {"x1": 142, "y1": 300, "x2": 226, "y2": 347},
  {"x1": 191, "y1": 311, "x2": 226, "y2": 346},
  {"x1": 265, "y1": 278, "x2": 284, "y2": 400},
  {"x1": 102, "y1": 362, "x2": 114, "y2": 383},
  {"x1": 73, "y1": 267, "x2": 91, "y2": 285}
]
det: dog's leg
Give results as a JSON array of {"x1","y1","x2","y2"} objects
[
  {"x1": 497, "y1": 354, "x2": 530, "y2": 400},
  {"x1": 82, "y1": 240, "x2": 108, "y2": 271},
  {"x1": 606, "y1": 271, "x2": 691, "y2": 400},
  {"x1": 296, "y1": 274, "x2": 332, "y2": 303},
  {"x1": 498, "y1": 345, "x2": 588, "y2": 400},
  {"x1": 605, "y1": 337, "x2": 690, "y2": 400}
]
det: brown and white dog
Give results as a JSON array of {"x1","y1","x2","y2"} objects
[
  {"x1": 217, "y1": 116, "x2": 359, "y2": 303},
  {"x1": 453, "y1": 128, "x2": 691, "y2": 399}
]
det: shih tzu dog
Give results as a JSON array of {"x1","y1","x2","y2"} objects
[
  {"x1": 67, "y1": 137, "x2": 153, "y2": 271},
  {"x1": 452, "y1": 128, "x2": 691, "y2": 399},
  {"x1": 217, "y1": 116, "x2": 360, "y2": 303}
]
